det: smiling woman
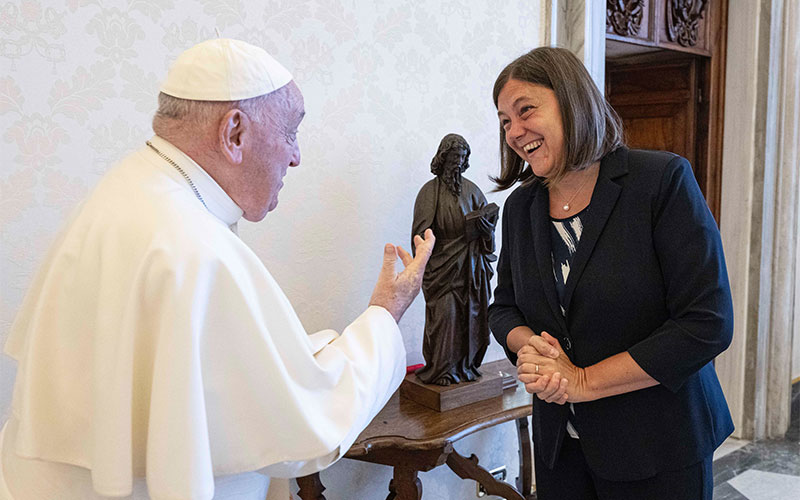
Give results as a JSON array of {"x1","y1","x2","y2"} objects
[{"x1": 488, "y1": 47, "x2": 734, "y2": 500}]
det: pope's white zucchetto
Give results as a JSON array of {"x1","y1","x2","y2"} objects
[{"x1": 160, "y1": 38, "x2": 293, "y2": 101}]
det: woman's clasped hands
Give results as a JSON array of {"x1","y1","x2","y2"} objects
[{"x1": 516, "y1": 332, "x2": 588, "y2": 404}]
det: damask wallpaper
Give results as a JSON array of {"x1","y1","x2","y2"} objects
[{"x1": 1, "y1": 0, "x2": 543, "y2": 496}]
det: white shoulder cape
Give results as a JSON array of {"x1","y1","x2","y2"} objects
[{"x1": 4, "y1": 143, "x2": 406, "y2": 500}]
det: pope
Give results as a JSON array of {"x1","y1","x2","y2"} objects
[{"x1": 0, "y1": 38, "x2": 435, "y2": 500}]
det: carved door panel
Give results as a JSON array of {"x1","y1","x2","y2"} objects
[{"x1": 607, "y1": 0, "x2": 713, "y2": 56}]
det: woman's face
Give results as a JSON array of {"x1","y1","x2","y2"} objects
[{"x1": 496, "y1": 79, "x2": 565, "y2": 178}]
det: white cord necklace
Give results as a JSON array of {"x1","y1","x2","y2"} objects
[{"x1": 146, "y1": 141, "x2": 208, "y2": 210}]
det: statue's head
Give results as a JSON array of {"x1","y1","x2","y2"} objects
[{"x1": 431, "y1": 133, "x2": 470, "y2": 178}]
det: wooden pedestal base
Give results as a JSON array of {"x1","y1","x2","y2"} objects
[{"x1": 400, "y1": 369, "x2": 502, "y2": 412}]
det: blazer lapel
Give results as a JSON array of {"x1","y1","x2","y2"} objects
[
  {"x1": 562, "y1": 149, "x2": 629, "y2": 314},
  {"x1": 530, "y1": 185, "x2": 568, "y2": 332}
]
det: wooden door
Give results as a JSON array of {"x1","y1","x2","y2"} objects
[
  {"x1": 605, "y1": 0, "x2": 727, "y2": 224},
  {"x1": 606, "y1": 56, "x2": 699, "y2": 171}
]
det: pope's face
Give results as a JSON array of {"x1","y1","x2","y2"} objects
[
  {"x1": 496, "y1": 79, "x2": 565, "y2": 179},
  {"x1": 241, "y1": 82, "x2": 304, "y2": 221}
]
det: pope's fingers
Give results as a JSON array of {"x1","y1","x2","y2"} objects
[
  {"x1": 412, "y1": 235, "x2": 424, "y2": 255},
  {"x1": 415, "y1": 229, "x2": 436, "y2": 254},
  {"x1": 410, "y1": 240, "x2": 434, "y2": 271},
  {"x1": 396, "y1": 245, "x2": 413, "y2": 267},
  {"x1": 380, "y1": 244, "x2": 397, "y2": 274}
]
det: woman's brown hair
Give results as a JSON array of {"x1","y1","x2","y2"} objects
[{"x1": 491, "y1": 47, "x2": 625, "y2": 190}]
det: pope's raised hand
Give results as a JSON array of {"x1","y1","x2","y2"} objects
[{"x1": 369, "y1": 229, "x2": 435, "y2": 322}]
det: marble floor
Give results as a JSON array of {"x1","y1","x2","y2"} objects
[
  {"x1": 712, "y1": 381, "x2": 800, "y2": 499},
  {"x1": 712, "y1": 437, "x2": 800, "y2": 499}
]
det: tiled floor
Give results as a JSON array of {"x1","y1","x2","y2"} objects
[
  {"x1": 712, "y1": 437, "x2": 800, "y2": 499},
  {"x1": 713, "y1": 382, "x2": 800, "y2": 499}
]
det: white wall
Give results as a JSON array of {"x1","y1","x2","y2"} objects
[{"x1": 0, "y1": 0, "x2": 545, "y2": 497}]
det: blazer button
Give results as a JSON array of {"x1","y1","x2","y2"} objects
[{"x1": 563, "y1": 337, "x2": 572, "y2": 350}]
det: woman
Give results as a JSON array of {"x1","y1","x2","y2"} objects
[{"x1": 488, "y1": 47, "x2": 733, "y2": 500}]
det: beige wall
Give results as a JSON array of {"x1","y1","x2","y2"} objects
[
  {"x1": 716, "y1": 0, "x2": 800, "y2": 438},
  {"x1": 0, "y1": 0, "x2": 545, "y2": 497}
]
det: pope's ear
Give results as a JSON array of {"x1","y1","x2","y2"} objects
[{"x1": 219, "y1": 108, "x2": 245, "y2": 164}]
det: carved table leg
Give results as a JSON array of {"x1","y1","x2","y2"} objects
[
  {"x1": 386, "y1": 467, "x2": 422, "y2": 500},
  {"x1": 446, "y1": 450, "x2": 525, "y2": 500},
  {"x1": 516, "y1": 416, "x2": 532, "y2": 497},
  {"x1": 296, "y1": 473, "x2": 326, "y2": 500}
]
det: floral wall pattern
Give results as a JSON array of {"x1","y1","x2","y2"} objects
[{"x1": 1, "y1": 0, "x2": 544, "y2": 496}]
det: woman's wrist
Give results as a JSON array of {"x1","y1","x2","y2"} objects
[
  {"x1": 571, "y1": 352, "x2": 658, "y2": 402},
  {"x1": 507, "y1": 326, "x2": 535, "y2": 354},
  {"x1": 569, "y1": 366, "x2": 592, "y2": 403}
]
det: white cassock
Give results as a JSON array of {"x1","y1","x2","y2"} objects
[{"x1": 0, "y1": 135, "x2": 407, "y2": 500}]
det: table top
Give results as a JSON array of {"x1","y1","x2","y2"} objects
[{"x1": 345, "y1": 359, "x2": 532, "y2": 457}]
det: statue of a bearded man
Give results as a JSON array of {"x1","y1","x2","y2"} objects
[{"x1": 412, "y1": 134, "x2": 498, "y2": 386}]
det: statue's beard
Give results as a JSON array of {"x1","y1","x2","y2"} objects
[{"x1": 442, "y1": 169, "x2": 462, "y2": 196}]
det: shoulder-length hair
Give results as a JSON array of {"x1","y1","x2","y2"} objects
[
  {"x1": 491, "y1": 47, "x2": 625, "y2": 190},
  {"x1": 431, "y1": 133, "x2": 470, "y2": 176}
]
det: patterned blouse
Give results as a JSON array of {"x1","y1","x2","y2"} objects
[{"x1": 550, "y1": 205, "x2": 589, "y2": 439}]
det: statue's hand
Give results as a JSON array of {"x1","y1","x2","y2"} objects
[
  {"x1": 476, "y1": 217, "x2": 494, "y2": 239},
  {"x1": 369, "y1": 229, "x2": 435, "y2": 322}
]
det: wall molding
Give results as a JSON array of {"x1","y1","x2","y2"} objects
[
  {"x1": 717, "y1": 0, "x2": 799, "y2": 440},
  {"x1": 546, "y1": 0, "x2": 606, "y2": 92}
]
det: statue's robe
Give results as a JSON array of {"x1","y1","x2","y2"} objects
[{"x1": 411, "y1": 177, "x2": 496, "y2": 385}]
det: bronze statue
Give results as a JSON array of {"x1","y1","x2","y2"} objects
[{"x1": 412, "y1": 134, "x2": 498, "y2": 386}]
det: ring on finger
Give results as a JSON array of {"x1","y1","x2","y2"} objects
[{"x1": 535, "y1": 364, "x2": 539, "y2": 374}]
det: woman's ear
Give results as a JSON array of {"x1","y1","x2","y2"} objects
[{"x1": 218, "y1": 108, "x2": 246, "y2": 164}]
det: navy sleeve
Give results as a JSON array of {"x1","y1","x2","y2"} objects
[{"x1": 627, "y1": 156, "x2": 734, "y2": 392}]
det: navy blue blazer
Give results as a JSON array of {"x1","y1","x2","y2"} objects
[{"x1": 488, "y1": 147, "x2": 734, "y2": 481}]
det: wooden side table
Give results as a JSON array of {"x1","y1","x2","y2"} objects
[{"x1": 296, "y1": 360, "x2": 534, "y2": 500}]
